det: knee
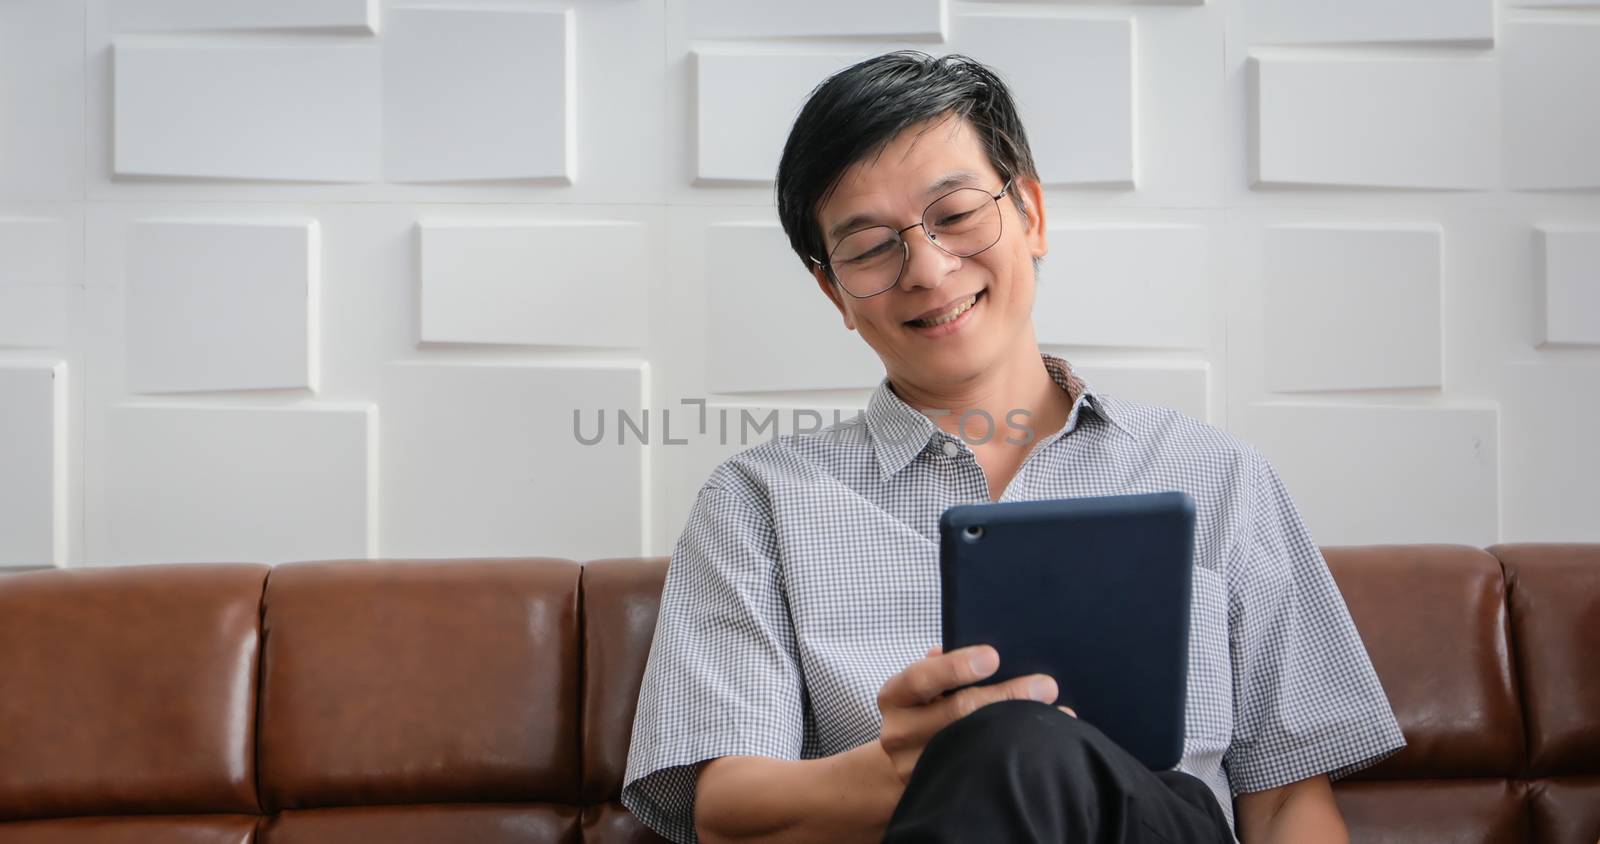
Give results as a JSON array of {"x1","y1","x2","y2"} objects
[{"x1": 926, "y1": 698, "x2": 1099, "y2": 770}]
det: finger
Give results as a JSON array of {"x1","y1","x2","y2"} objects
[
  {"x1": 912, "y1": 673, "x2": 1059, "y2": 734},
  {"x1": 925, "y1": 644, "x2": 943, "y2": 658},
  {"x1": 1057, "y1": 705, "x2": 1077, "y2": 718},
  {"x1": 880, "y1": 644, "x2": 998, "y2": 709}
]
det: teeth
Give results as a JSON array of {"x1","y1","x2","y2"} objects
[{"x1": 913, "y1": 294, "x2": 978, "y2": 327}]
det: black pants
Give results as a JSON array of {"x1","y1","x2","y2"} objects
[{"x1": 884, "y1": 700, "x2": 1235, "y2": 843}]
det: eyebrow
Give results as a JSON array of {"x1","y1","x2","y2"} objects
[{"x1": 824, "y1": 170, "x2": 984, "y2": 246}]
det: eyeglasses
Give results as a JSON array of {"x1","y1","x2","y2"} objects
[{"x1": 812, "y1": 178, "x2": 1014, "y2": 299}]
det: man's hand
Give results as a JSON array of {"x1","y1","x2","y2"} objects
[{"x1": 874, "y1": 644, "x2": 1067, "y2": 783}]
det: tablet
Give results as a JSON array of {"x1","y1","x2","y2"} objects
[{"x1": 939, "y1": 491, "x2": 1196, "y2": 770}]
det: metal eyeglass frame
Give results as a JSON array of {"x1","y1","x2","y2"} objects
[{"x1": 810, "y1": 176, "x2": 1016, "y2": 300}]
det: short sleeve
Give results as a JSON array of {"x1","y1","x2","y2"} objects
[
  {"x1": 620, "y1": 480, "x2": 806, "y2": 844},
  {"x1": 1223, "y1": 453, "x2": 1407, "y2": 795}
]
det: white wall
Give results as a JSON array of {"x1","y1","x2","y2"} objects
[{"x1": 1, "y1": 0, "x2": 1596, "y2": 568}]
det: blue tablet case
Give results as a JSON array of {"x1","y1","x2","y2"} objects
[{"x1": 939, "y1": 491, "x2": 1196, "y2": 770}]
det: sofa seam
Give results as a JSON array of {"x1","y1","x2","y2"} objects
[
  {"x1": 254, "y1": 565, "x2": 270, "y2": 828},
  {"x1": 576, "y1": 560, "x2": 590, "y2": 837},
  {"x1": 1494, "y1": 549, "x2": 1536, "y2": 782}
]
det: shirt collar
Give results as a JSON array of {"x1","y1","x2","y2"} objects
[{"x1": 864, "y1": 353, "x2": 1125, "y2": 482}]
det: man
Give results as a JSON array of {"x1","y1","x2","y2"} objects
[{"x1": 622, "y1": 51, "x2": 1405, "y2": 843}]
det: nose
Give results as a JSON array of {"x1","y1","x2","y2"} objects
[{"x1": 895, "y1": 222, "x2": 962, "y2": 293}]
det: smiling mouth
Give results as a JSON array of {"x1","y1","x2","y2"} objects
[{"x1": 906, "y1": 290, "x2": 985, "y2": 328}]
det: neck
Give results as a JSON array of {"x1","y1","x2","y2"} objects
[{"x1": 885, "y1": 339, "x2": 1071, "y2": 449}]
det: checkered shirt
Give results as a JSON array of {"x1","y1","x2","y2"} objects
[{"x1": 622, "y1": 353, "x2": 1406, "y2": 843}]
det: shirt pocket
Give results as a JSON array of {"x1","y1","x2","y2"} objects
[{"x1": 1184, "y1": 567, "x2": 1234, "y2": 747}]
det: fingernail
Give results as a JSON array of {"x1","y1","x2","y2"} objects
[
  {"x1": 1032, "y1": 679, "x2": 1055, "y2": 701},
  {"x1": 969, "y1": 648, "x2": 996, "y2": 675}
]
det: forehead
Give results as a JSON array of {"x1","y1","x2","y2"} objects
[{"x1": 818, "y1": 114, "x2": 997, "y2": 226}]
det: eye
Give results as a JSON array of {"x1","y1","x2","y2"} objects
[
  {"x1": 838, "y1": 226, "x2": 902, "y2": 263},
  {"x1": 838, "y1": 235, "x2": 896, "y2": 265}
]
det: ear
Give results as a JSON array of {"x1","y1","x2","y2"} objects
[
  {"x1": 813, "y1": 266, "x2": 857, "y2": 331},
  {"x1": 1015, "y1": 177, "x2": 1048, "y2": 261}
]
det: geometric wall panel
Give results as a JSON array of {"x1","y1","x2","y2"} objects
[
  {"x1": 103, "y1": 404, "x2": 374, "y2": 565},
  {"x1": 688, "y1": 0, "x2": 942, "y2": 40},
  {"x1": 1252, "y1": 57, "x2": 1497, "y2": 189},
  {"x1": 1233, "y1": 403, "x2": 1498, "y2": 546},
  {"x1": 0, "y1": 218, "x2": 71, "y2": 287},
  {"x1": 1264, "y1": 225, "x2": 1442, "y2": 392},
  {"x1": 1246, "y1": 0, "x2": 1493, "y2": 45},
  {"x1": 1537, "y1": 228, "x2": 1600, "y2": 347},
  {"x1": 418, "y1": 220, "x2": 649, "y2": 348},
  {"x1": 380, "y1": 361, "x2": 647, "y2": 561},
  {"x1": 694, "y1": 51, "x2": 865, "y2": 182},
  {"x1": 110, "y1": 0, "x2": 376, "y2": 34},
  {"x1": 0, "y1": 362, "x2": 66, "y2": 567},
  {"x1": 0, "y1": 286, "x2": 73, "y2": 350},
  {"x1": 113, "y1": 43, "x2": 381, "y2": 182},
  {"x1": 384, "y1": 8, "x2": 573, "y2": 183},
  {"x1": 706, "y1": 223, "x2": 882, "y2": 392},
  {"x1": 126, "y1": 220, "x2": 318, "y2": 394},
  {"x1": 1503, "y1": 22, "x2": 1600, "y2": 190},
  {"x1": 0, "y1": 217, "x2": 75, "y2": 349},
  {"x1": 1500, "y1": 364, "x2": 1600, "y2": 541},
  {"x1": 0, "y1": 217, "x2": 74, "y2": 349},
  {"x1": 0, "y1": 1, "x2": 83, "y2": 200},
  {"x1": 1072, "y1": 363, "x2": 1209, "y2": 423},
  {"x1": 954, "y1": 16, "x2": 1135, "y2": 187},
  {"x1": 1035, "y1": 225, "x2": 1208, "y2": 349}
]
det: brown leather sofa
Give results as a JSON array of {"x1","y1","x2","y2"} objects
[{"x1": 1, "y1": 544, "x2": 1595, "y2": 843}]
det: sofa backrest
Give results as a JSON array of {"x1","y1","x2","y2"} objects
[
  {"x1": 0, "y1": 545, "x2": 1595, "y2": 843},
  {"x1": 1323, "y1": 545, "x2": 1599, "y2": 844}
]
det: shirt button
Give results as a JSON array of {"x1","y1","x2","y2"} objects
[{"x1": 942, "y1": 441, "x2": 960, "y2": 458}]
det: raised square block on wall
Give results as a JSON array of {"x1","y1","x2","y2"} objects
[
  {"x1": 1537, "y1": 228, "x2": 1600, "y2": 347},
  {"x1": 379, "y1": 362, "x2": 647, "y2": 561},
  {"x1": 1034, "y1": 225, "x2": 1208, "y2": 349},
  {"x1": 1501, "y1": 364, "x2": 1600, "y2": 541},
  {"x1": 0, "y1": 362, "x2": 66, "y2": 567},
  {"x1": 385, "y1": 8, "x2": 573, "y2": 183},
  {"x1": 1233, "y1": 403, "x2": 1498, "y2": 546},
  {"x1": 112, "y1": 43, "x2": 380, "y2": 182},
  {"x1": 954, "y1": 16, "x2": 1135, "y2": 187},
  {"x1": 689, "y1": 0, "x2": 943, "y2": 40},
  {"x1": 1503, "y1": 22, "x2": 1600, "y2": 190},
  {"x1": 126, "y1": 219, "x2": 318, "y2": 394},
  {"x1": 1071, "y1": 363, "x2": 1210, "y2": 423},
  {"x1": 1251, "y1": 57, "x2": 1496, "y2": 189},
  {"x1": 706, "y1": 223, "x2": 881, "y2": 393},
  {"x1": 102, "y1": 404, "x2": 374, "y2": 564},
  {"x1": 1264, "y1": 225, "x2": 1442, "y2": 392},
  {"x1": 0, "y1": 217, "x2": 76, "y2": 349},
  {"x1": 694, "y1": 52, "x2": 866, "y2": 183},
  {"x1": 0, "y1": 218, "x2": 72, "y2": 287},
  {"x1": 110, "y1": 0, "x2": 377, "y2": 33},
  {"x1": 1245, "y1": 0, "x2": 1492, "y2": 45},
  {"x1": 0, "y1": 286, "x2": 73, "y2": 349},
  {"x1": 418, "y1": 220, "x2": 650, "y2": 348}
]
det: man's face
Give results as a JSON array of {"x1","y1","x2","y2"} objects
[{"x1": 811, "y1": 113, "x2": 1048, "y2": 387}]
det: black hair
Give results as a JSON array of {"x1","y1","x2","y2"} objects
[{"x1": 775, "y1": 50, "x2": 1039, "y2": 274}]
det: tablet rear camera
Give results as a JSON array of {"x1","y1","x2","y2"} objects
[{"x1": 962, "y1": 525, "x2": 984, "y2": 542}]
